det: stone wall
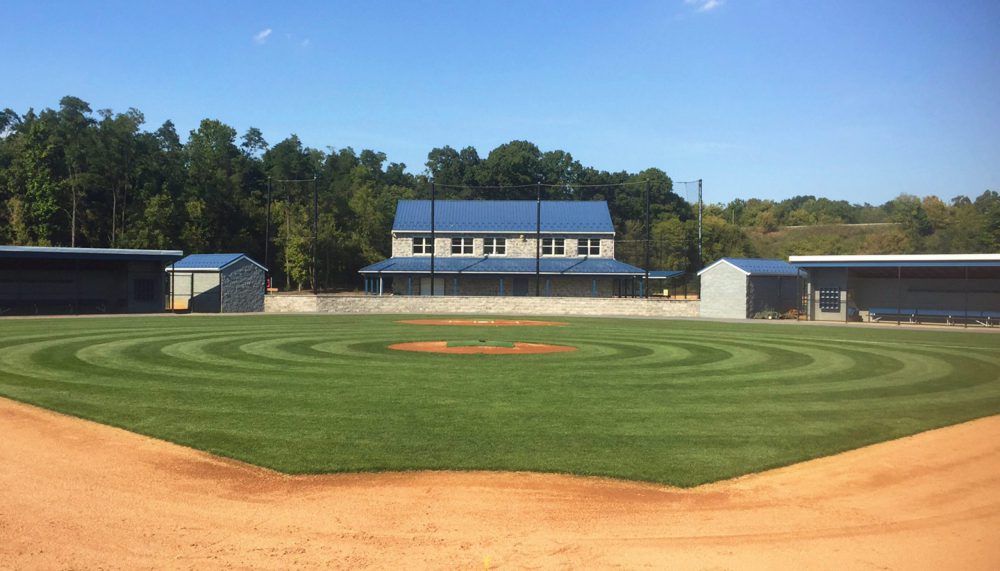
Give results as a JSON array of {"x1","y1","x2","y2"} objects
[
  {"x1": 265, "y1": 294, "x2": 699, "y2": 318},
  {"x1": 221, "y1": 259, "x2": 265, "y2": 313}
]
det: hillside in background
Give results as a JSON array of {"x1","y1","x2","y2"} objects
[
  {"x1": 746, "y1": 223, "x2": 906, "y2": 259},
  {"x1": 2, "y1": 96, "x2": 998, "y2": 289}
]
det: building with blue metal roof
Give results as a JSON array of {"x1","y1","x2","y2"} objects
[
  {"x1": 697, "y1": 258, "x2": 804, "y2": 319},
  {"x1": 361, "y1": 200, "x2": 652, "y2": 297},
  {"x1": 0, "y1": 245, "x2": 183, "y2": 315},
  {"x1": 789, "y1": 254, "x2": 1000, "y2": 324},
  {"x1": 167, "y1": 253, "x2": 266, "y2": 312}
]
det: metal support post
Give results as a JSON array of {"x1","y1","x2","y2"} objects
[
  {"x1": 535, "y1": 182, "x2": 541, "y2": 296},
  {"x1": 644, "y1": 179, "x2": 650, "y2": 299},
  {"x1": 430, "y1": 182, "x2": 436, "y2": 297}
]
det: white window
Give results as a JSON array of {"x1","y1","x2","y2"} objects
[
  {"x1": 483, "y1": 237, "x2": 506, "y2": 255},
  {"x1": 577, "y1": 238, "x2": 600, "y2": 256},
  {"x1": 451, "y1": 237, "x2": 474, "y2": 255},
  {"x1": 412, "y1": 237, "x2": 433, "y2": 255},
  {"x1": 541, "y1": 238, "x2": 565, "y2": 256}
]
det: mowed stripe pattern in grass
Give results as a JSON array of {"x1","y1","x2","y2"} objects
[{"x1": 0, "y1": 314, "x2": 998, "y2": 486}]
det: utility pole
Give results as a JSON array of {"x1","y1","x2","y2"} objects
[
  {"x1": 264, "y1": 176, "x2": 271, "y2": 273},
  {"x1": 312, "y1": 176, "x2": 318, "y2": 292},
  {"x1": 698, "y1": 179, "x2": 703, "y2": 268}
]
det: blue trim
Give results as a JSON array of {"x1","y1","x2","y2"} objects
[
  {"x1": 793, "y1": 261, "x2": 1000, "y2": 268},
  {"x1": 359, "y1": 256, "x2": 645, "y2": 276}
]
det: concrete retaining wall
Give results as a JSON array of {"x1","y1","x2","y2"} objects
[{"x1": 265, "y1": 294, "x2": 699, "y2": 318}]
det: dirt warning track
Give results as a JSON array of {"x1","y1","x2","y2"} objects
[{"x1": 1, "y1": 399, "x2": 998, "y2": 570}]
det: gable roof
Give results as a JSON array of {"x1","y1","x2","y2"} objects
[
  {"x1": 168, "y1": 253, "x2": 266, "y2": 272},
  {"x1": 392, "y1": 200, "x2": 615, "y2": 234},
  {"x1": 697, "y1": 257, "x2": 801, "y2": 277}
]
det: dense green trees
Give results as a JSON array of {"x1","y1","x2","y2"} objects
[{"x1": 1, "y1": 96, "x2": 996, "y2": 290}]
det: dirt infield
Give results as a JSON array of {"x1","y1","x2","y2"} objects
[
  {"x1": 1, "y1": 399, "x2": 998, "y2": 570},
  {"x1": 398, "y1": 318, "x2": 569, "y2": 326},
  {"x1": 388, "y1": 340, "x2": 577, "y2": 354}
]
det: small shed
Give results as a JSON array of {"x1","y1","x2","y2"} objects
[
  {"x1": 166, "y1": 254, "x2": 266, "y2": 313},
  {"x1": 697, "y1": 258, "x2": 802, "y2": 319}
]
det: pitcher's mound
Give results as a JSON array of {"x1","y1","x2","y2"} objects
[
  {"x1": 388, "y1": 341, "x2": 576, "y2": 355},
  {"x1": 398, "y1": 319, "x2": 568, "y2": 327}
]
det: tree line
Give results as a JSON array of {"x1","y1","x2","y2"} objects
[{"x1": 1, "y1": 97, "x2": 997, "y2": 289}]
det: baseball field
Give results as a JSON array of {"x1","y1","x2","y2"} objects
[{"x1": 1, "y1": 314, "x2": 997, "y2": 486}]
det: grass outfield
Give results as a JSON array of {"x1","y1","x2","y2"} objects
[{"x1": 0, "y1": 314, "x2": 998, "y2": 486}]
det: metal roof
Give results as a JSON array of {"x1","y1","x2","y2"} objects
[
  {"x1": 392, "y1": 200, "x2": 615, "y2": 234},
  {"x1": 647, "y1": 270, "x2": 686, "y2": 279},
  {"x1": 359, "y1": 257, "x2": 644, "y2": 276},
  {"x1": 697, "y1": 258, "x2": 802, "y2": 277},
  {"x1": 168, "y1": 253, "x2": 266, "y2": 272},
  {"x1": 789, "y1": 254, "x2": 1000, "y2": 268},
  {"x1": 0, "y1": 245, "x2": 183, "y2": 262}
]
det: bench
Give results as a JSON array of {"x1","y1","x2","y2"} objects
[{"x1": 868, "y1": 307, "x2": 999, "y2": 326}]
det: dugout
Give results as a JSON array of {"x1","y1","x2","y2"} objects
[
  {"x1": 697, "y1": 258, "x2": 803, "y2": 319},
  {"x1": 0, "y1": 245, "x2": 182, "y2": 315},
  {"x1": 790, "y1": 254, "x2": 1000, "y2": 325},
  {"x1": 166, "y1": 254, "x2": 266, "y2": 313}
]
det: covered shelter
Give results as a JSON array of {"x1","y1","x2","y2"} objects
[
  {"x1": 166, "y1": 254, "x2": 266, "y2": 313},
  {"x1": 0, "y1": 245, "x2": 182, "y2": 315},
  {"x1": 359, "y1": 256, "x2": 645, "y2": 297},
  {"x1": 697, "y1": 258, "x2": 803, "y2": 319},
  {"x1": 647, "y1": 270, "x2": 688, "y2": 298},
  {"x1": 790, "y1": 254, "x2": 1000, "y2": 325}
]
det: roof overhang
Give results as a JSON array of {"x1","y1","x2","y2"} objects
[
  {"x1": 789, "y1": 254, "x2": 1000, "y2": 268},
  {"x1": 647, "y1": 270, "x2": 686, "y2": 279},
  {"x1": 393, "y1": 230, "x2": 614, "y2": 235},
  {"x1": 0, "y1": 245, "x2": 184, "y2": 263}
]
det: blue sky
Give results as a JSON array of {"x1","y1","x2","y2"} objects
[{"x1": 2, "y1": 0, "x2": 998, "y2": 205}]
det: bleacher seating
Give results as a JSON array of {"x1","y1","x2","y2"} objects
[{"x1": 868, "y1": 307, "x2": 999, "y2": 326}]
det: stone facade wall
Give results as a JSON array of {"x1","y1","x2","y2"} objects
[
  {"x1": 265, "y1": 294, "x2": 699, "y2": 318},
  {"x1": 265, "y1": 294, "x2": 319, "y2": 312},
  {"x1": 221, "y1": 259, "x2": 265, "y2": 313}
]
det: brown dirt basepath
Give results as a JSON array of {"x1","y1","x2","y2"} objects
[{"x1": 1, "y1": 400, "x2": 998, "y2": 570}]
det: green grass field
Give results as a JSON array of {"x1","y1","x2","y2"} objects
[{"x1": 1, "y1": 314, "x2": 998, "y2": 486}]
